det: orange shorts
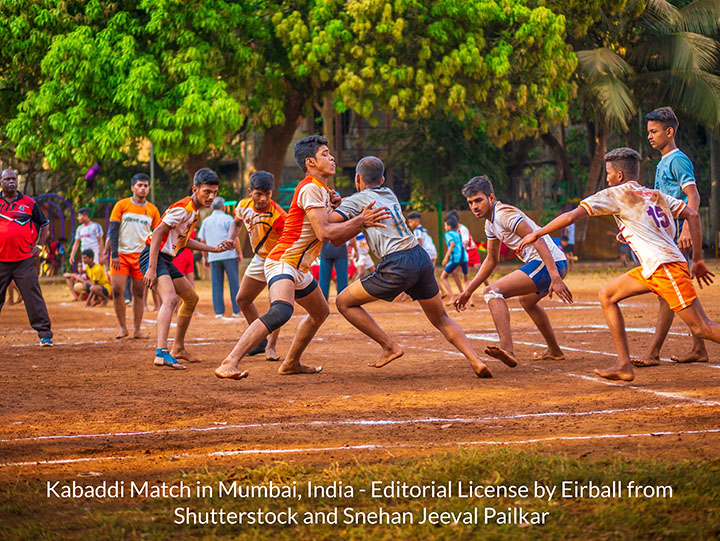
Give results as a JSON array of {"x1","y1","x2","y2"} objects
[
  {"x1": 628, "y1": 262, "x2": 697, "y2": 312},
  {"x1": 110, "y1": 252, "x2": 143, "y2": 279}
]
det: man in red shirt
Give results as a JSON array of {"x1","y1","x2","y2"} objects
[{"x1": 0, "y1": 169, "x2": 53, "y2": 346}]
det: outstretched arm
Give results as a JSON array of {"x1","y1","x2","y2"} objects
[{"x1": 518, "y1": 207, "x2": 589, "y2": 252}]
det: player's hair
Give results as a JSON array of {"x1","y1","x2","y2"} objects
[
  {"x1": 406, "y1": 211, "x2": 422, "y2": 221},
  {"x1": 444, "y1": 215, "x2": 459, "y2": 229},
  {"x1": 131, "y1": 173, "x2": 149, "y2": 187},
  {"x1": 249, "y1": 171, "x2": 274, "y2": 192},
  {"x1": 356, "y1": 156, "x2": 385, "y2": 186},
  {"x1": 645, "y1": 107, "x2": 678, "y2": 132},
  {"x1": 78, "y1": 207, "x2": 91, "y2": 217},
  {"x1": 462, "y1": 176, "x2": 494, "y2": 198},
  {"x1": 446, "y1": 209, "x2": 459, "y2": 219},
  {"x1": 193, "y1": 168, "x2": 219, "y2": 187},
  {"x1": 81, "y1": 248, "x2": 95, "y2": 259},
  {"x1": 604, "y1": 147, "x2": 641, "y2": 180},
  {"x1": 561, "y1": 236, "x2": 569, "y2": 242},
  {"x1": 294, "y1": 135, "x2": 329, "y2": 172},
  {"x1": 211, "y1": 197, "x2": 225, "y2": 210}
]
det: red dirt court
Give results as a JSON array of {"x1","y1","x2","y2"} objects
[{"x1": 1, "y1": 263, "x2": 720, "y2": 482}]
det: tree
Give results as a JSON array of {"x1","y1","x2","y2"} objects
[{"x1": 6, "y1": 0, "x2": 259, "y2": 181}]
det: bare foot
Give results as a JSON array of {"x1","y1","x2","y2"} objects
[
  {"x1": 132, "y1": 330, "x2": 149, "y2": 339},
  {"x1": 215, "y1": 362, "x2": 249, "y2": 380},
  {"x1": 171, "y1": 349, "x2": 200, "y2": 363},
  {"x1": 670, "y1": 351, "x2": 709, "y2": 363},
  {"x1": 593, "y1": 366, "x2": 634, "y2": 381},
  {"x1": 265, "y1": 347, "x2": 280, "y2": 362},
  {"x1": 278, "y1": 362, "x2": 322, "y2": 375},
  {"x1": 470, "y1": 358, "x2": 493, "y2": 378},
  {"x1": 369, "y1": 346, "x2": 404, "y2": 368},
  {"x1": 532, "y1": 350, "x2": 565, "y2": 361},
  {"x1": 116, "y1": 328, "x2": 129, "y2": 339},
  {"x1": 484, "y1": 345, "x2": 518, "y2": 368},
  {"x1": 631, "y1": 357, "x2": 660, "y2": 368}
]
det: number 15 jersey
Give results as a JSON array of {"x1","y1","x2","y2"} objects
[{"x1": 580, "y1": 181, "x2": 686, "y2": 278}]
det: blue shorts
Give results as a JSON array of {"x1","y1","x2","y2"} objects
[
  {"x1": 362, "y1": 245, "x2": 439, "y2": 302},
  {"x1": 518, "y1": 259, "x2": 568, "y2": 295},
  {"x1": 139, "y1": 245, "x2": 184, "y2": 281},
  {"x1": 444, "y1": 260, "x2": 468, "y2": 274}
]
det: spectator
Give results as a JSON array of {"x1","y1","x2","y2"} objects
[{"x1": 319, "y1": 240, "x2": 349, "y2": 300}]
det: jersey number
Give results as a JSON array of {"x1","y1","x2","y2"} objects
[{"x1": 646, "y1": 205, "x2": 670, "y2": 229}]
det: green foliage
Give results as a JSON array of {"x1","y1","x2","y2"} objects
[{"x1": 368, "y1": 112, "x2": 507, "y2": 209}]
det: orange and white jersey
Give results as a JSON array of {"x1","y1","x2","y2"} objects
[
  {"x1": 234, "y1": 198, "x2": 287, "y2": 258},
  {"x1": 267, "y1": 175, "x2": 331, "y2": 272},
  {"x1": 110, "y1": 197, "x2": 161, "y2": 254},
  {"x1": 580, "y1": 181, "x2": 686, "y2": 278},
  {"x1": 145, "y1": 196, "x2": 199, "y2": 257},
  {"x1": 485, "y1": 202, "x2": 565, "y2": 264}
]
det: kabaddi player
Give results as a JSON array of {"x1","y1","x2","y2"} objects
[
  {"x1": 108, "y1": 173, "x2": 161, "y2": 339},
  {"x1": 454, "y1": 176, "x2": 572, "y2": 368},
  {"x1": 227, "y1": 171, "x2": 287, "y2": 361},
  {"x1": 333, "y1": 156, "x2": 493, "y2": 378},
  {"x1": 518, "y1": 147, "x2": 718, "y2": 381},
  {"x1": 141, "y1": 168, "x2": 234, "y2": 370},
  {"x1": 215, "y1": 135, "x2": 389, "y2": 381}
]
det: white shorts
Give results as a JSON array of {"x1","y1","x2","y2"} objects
[
  {"x1": 264, "y1": 259, "x2": 315, "y2": 290},
  {"x1": 243, "y1": 254, "x2": 267, "y2": 283},
  {"x1": 356, "y1": 255, "x2": 374, "y2": 268}
]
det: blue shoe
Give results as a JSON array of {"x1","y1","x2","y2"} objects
[
  {"x1": 154, "y1": 348, "x2": 186, "y2": 370},
  {"x1": 247, "y1": 339, "x2": 267, "y2": 356},
  {"x1": 40, "y1": 337, "x2": 53, "y2": 347}
]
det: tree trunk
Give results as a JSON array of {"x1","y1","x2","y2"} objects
[
  {"x1": 183, "y1": 152, "x2": 208, "y2": 185},
  {"x1": 253, "y1": 93, "x2": 305, "y2": 183},
  {"x1": 320, "y1": 93, "x2": 335, "y2": 155},
  {"x1": 541, "y1": 130, "x2": 576, "y2": 198},
  {"x1": 574, "y1": 119, "x2": 608, "y2": 257},
  {"x1": 711, "y1": 131, "x2": 720, "y2": 253}
]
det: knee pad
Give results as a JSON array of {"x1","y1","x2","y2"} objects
[
  {"x1": 259, "y1": 300, "x2": 294, "y2": 332},
  {"x1": 178, "y1": 288, "x2": 199, "y2": 318},
  {"x1": 483, "y1": 289, "x2": 504, "y2": 304}
]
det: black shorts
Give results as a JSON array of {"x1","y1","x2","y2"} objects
[
  {"x1": 563, "y1": 244, "x2": 574, "y2": 254},
  {"x1": 139, "y1": 245, "x2": 184, "y2": 281},
  {"x1": 361, "y1": 245, "x2": 439, "y2": 302}
]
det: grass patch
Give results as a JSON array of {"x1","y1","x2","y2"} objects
[{"x1": 2, "y1": 448, "x2": 719, "y2": 539}]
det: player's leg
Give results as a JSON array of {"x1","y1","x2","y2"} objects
[
  {"x1": 129, "y1": 275, "x2": 147, "y2": 338},
  {"x1": 152, "y1": 274, "x2": 184, "y2": 368},
  {"x1": 482, "y1": 269, "x2": 538, "y2": 366},
  {"x1": 278, "y1": 281, "x2": 327, "y2": 375},
  {"x1": 169, "y1": 276, "x2": 200, "y2": 362},
  {"x1": 110, "y1": 273, "x2": 129, "y2": 338},
  {"x1": 10, "y1": 259, "x2": 53, "y2": 342},
  {"x1": 64, "y1": 273, "x2": 80, "y2": 300},
  {"x1": 636, "y1": 297, "x2": 674, "y2": 366},
  {"x1": 236, "y1": 273, "x2": 276, "y2": 359},
  {"x1": 518, "y1": 292, "x2": 564, "y2": 360},
  {"x1": 674, "y1": 299, "x2": 720, "y2": 345},
  {"x1": 594, "y1": 272, "x2": 652, "y2": 381},
  {"x1": 417, "y1": 293, "x2": 492, "y2": 377},
  {"x1": 216, "y1": 277, "x2": 295, "y2": 379},
  {"x1": 335, "y1": 280, "x2": 404, "y2": 367}
]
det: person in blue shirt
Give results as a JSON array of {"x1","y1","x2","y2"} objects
[
  {"x1": 439, "y1": 214, "x2": 468, "y2": 303},
  {"x1": 634, "y1": 106, "x2": 708, "y2": 367}
]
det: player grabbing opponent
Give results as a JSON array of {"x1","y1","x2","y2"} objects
[
  {"x1": 518, "y1": 147, "x2": 718, "y2": 381},
  {"x1": 141, "y1": 168, "x2": 234, "y2": 369},
  {"x1": 454, "y1": 176, "x2": 572, "y2": 367},
  {"x1": 333, "y1": 157, "x2": 493, "y2": 377},
  {"x1": 228, "y1": 171, "x2": 287, "y2": 361},
  {"x1": 215, "y1": 136, "x2": 390, "y2": 381}
]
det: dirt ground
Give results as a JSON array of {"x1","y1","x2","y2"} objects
[{"x1": 1, "y1": 262, "x2": 720, "y2": 483}]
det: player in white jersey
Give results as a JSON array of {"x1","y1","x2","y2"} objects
[
  {"x1": 332, "y1": 157, "x2": 493, "y2": 378},
  {"x1": 454, "y1": 176, "x2": 572, "y2": 369},
  {"x1": 519, "y1": 147, "x2": 718, "y2": 381}
]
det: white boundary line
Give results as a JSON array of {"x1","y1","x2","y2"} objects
[
  {"x1": 3, "y1": 427, "x2": 720, "y2": 468},
  {"x1": 1, "y1": 404, "x2": 695, "y2": 445}
]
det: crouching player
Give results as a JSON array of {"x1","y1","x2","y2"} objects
[
  {"x1": 454, "y1": 176, "x2": 572, "y2": 368},
  {"x1": 141, "y1": 168, "x2": 234, "y2": 369},
  {"x1": 518, "y1": 148, "x2": 717, "y2": 381},
  {"x1": 228, "y1": 171, "x2": 287, "y2": 361},
  {"x1": 333, "y1": 157, "x2": 493, "y2": 378}
]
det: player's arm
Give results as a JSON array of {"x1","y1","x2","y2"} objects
[
  {"x1": 441, "y1": 240, "x2": 454, "y2": 266},
  {"x1": 186, "y1": 237, "x2": 234, "y2": 253},
  {"x1": 518, "y1": 207, "x2": 589, "y2": 252},
  {"x1": 108, "y1": 220, "x2": 121, "y2": 270},
  {"x1": 516, "y1": 220, "x2": 573, "y2": 304},
  {"x1": 454, "y1": 238, "x2": 501, "y2": 311},
  {"x1": 68, "y1": 237, "x2": 80, "y2": 264},
  {"x1": 678, "y1": 183, "x2": 700, "y2": 253},
  {"x1": 311, "y1": 204, "x2": 390, "y2": 246},
  {"x1": 96, "y1": 229, "x2": 106, "y2": 264},
  {"x1": 227, "y1": 219, "x2": 241, "y2": 241},
  {"x1": 678, "y1": 205, "x2": 714, "y2": 288}
]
